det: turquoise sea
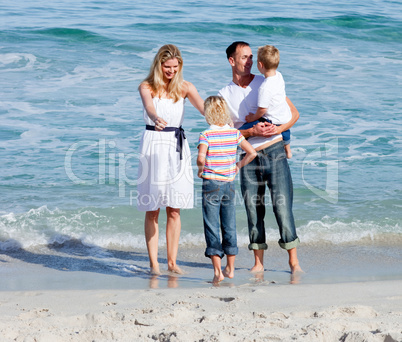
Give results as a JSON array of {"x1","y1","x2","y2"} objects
[{"x1": 0, "y1": 1, "x2": 401, "y2": 276}]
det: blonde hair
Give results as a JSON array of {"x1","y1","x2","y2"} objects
[
  {"x1": 204, "y1": 96, "x2": 231, "y2": 126},
  {"x1": 257, "y1": 45, "x2": 280, "y2": 70},
  {"x1": 140, "y1": 44, "x2": 184, "y2": 102}
]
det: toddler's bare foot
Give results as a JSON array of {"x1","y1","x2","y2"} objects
[
  {"x1": 223, "y1": 266, "x2": 234, "y2": 279},
  {"x1": 212, "y1": 272, "x2": 224, "y2": 284}
]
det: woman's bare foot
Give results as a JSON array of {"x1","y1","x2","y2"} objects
[
  {"x1": 223, "y1": 266, "x2": 234, "y2": 279},
  {"x1": 168, "y1": 265, "x2": 185, "y2": 274},
  {"x1": 150, "y1": 266, "x2": 161, "y2": 275}
]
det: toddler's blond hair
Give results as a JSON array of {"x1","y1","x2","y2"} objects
[{"x1": 204, "y1": 96, "x2": 231, "y2": 126}]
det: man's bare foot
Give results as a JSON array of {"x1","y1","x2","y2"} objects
[
  {"x1": 290, "y1": 262, "x2": 303, "y2": 274},
  {"x1": 223, "y1": 266, "x2": 234, "y2": 279},
  {"x1": 250, "y1": 264, "x2": 264, "y2": 273},
  {"x1": 150, "y1": 266, "x2": 161, "y2": 275},
  {"x1": 168, "y1": 265, "x2": 185, "y2": 274},
  {"x1": 253, "y1": 271, "x2": 264, "y2": 283}
]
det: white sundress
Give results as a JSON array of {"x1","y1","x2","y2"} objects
[{"x1": 137, "y1": 97, "x2": 194, "y2": 211}]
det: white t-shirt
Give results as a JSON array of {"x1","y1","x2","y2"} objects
[
  {"x1": 218, "y1": 75, "x2": 281, "y2": 150},
  {"x1": 258, "y1": 70, "x2": 291, "y2": 125}
]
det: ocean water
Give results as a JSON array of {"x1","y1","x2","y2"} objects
[{"x1": 1, "y1": 0, "x2": 401, "y2": 258}]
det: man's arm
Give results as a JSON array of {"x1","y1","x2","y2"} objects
[
  {"x1": 241, "y1": 97, "x2": 299, "y2": 138},
  {"x1": 275, "y1": 97, "x2": 299, "y2": 133},
  {"x1": 239, "y1": 122, "x2": 277, "y2": 138}
]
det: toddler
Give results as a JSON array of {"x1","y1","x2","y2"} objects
[
  {"x1": 197, "y1": 96, "x2": 256, "y2": 284},
  {"x1": 240, "y1": 45, "x2": 293, "y2": 158}
]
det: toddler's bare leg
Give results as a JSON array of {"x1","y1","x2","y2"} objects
[
  {"x1": 211, "y1": 255, "x2": 224, "y2": 283},
  {"x1": 223, "y1": 255, "x2": 236, "y2": 278}
]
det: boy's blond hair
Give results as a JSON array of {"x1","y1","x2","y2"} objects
[
  {"x1": 257, "y1": 45, "x2": 280, "y2": 70},
  {"x1": 204, "y1": 96, "x2": 231, "y2": 126}
]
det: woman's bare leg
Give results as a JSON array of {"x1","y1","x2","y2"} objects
[
  {"x1": 166, "y1": 207, "x2": 183, "y2": 274},
  {"x1": 144, "y1": 209, "x2": 161, "y2": 275}
]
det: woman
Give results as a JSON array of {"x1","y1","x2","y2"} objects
[{"x1": 137, "y1": 44, "x2": 204, "y2": 275}]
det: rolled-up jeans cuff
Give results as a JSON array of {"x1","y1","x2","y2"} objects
[
  {"x1": 205, "y1": 248, "x2": 224, "y2": 259},
  {"x1": 248, "y1": 243, "x2": 268, "y2": 250},
  {"x1": 278, "y1": 237, "x2": 300, "y2": 250},
  {"x1": 223, "y1": 246, "x2": 238, "y2": 256}
]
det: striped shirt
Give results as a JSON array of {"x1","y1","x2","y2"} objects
[{"x1": 198, "y1": 124, "x2": 245, "y2": 182}]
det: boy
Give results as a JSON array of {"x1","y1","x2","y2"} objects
[
  {"x1": 241, "y1": 45, "x2": 293, "y2": 158},
  {"x1": 197, "y1": 96, "x2": 256, "y2": 284}
]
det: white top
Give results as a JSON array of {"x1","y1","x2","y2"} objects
[
  {"x1": 219, "y1": 75, "x2": 281, "y2": 150},
  {"x1": 142, "y1": 97, "x2": 185, "y2": 127},
  {"x1": 137, "y1": 97, "x2": 193, "y2": 211},
  {"x1": 208, "y1": 124, "x2": 231, "y2": 130},
  {"x1": 258, "y1": 70, "x2": 291, "y2": 125}
]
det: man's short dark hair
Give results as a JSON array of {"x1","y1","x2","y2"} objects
[{"x1": 226, "y1": 41, "x2": 250, "y2": 60}]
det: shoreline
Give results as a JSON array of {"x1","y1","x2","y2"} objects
[{"x1": 1, "y1": 242, "x2": 401, "y2": 291}]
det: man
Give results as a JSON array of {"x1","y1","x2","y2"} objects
[{"x1": 218, "y1": 41, "x2": 302, "y2": 274}]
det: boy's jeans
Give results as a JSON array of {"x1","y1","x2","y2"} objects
[
  {"x1": 239, "y1": 119, "x2": 291, "y2": 144},
  {"x1": 239, "y1": 141, "x2": 300, "y2": 250},
  {"x1": 202, "y1": 179, "x2": 238, "y2": 258}
]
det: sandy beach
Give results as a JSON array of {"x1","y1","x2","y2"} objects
[
  {"x1": 1, "y1": 244, "x2": 401, "y2": 341},
  {"x1": 0, "y1": 280, "x2": 401, "y2": 341}
]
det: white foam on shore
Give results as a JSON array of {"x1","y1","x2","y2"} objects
[{"x1": 1, "y1": 205, "x2": 401, "y2": 251}]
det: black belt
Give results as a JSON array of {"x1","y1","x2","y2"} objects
[{"x1": 145, "y1": 125, "x2": 186, "y2": 160}]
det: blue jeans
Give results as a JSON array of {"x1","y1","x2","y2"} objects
[
  {"x1": 202, "y1": 179, "x2": 238, "y2": 258},
  {"x1": 239, "y1": 120, "x2": 291, "y2": 144},
  {"x1": 239, "y1": 141, "x2": 300, "y2": 250}
]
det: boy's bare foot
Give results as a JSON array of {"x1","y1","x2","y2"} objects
[
  {"x1": 284, "y1": 145, "x2": 292, "y2": 159},
  {"x1": 223, "y1": 266, "x2": 234, "y2": 279}
]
